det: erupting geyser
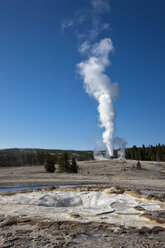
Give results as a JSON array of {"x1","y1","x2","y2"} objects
[{"x1": 78, "y1": 38, "x2": 120, "y2": 156}]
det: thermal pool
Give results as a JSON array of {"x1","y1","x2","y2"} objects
[{"x1": 0, "y1": 189, "x2": 164, "y2": 228}]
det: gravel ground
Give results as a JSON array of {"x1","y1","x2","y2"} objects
[{"x1": 0, "y1": 216, "x2": 165, "y2": 248}]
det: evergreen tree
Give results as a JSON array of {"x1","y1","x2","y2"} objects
[
  {"x1": 125, "y1": 149, "x2": 131, "y2": 159},
  {"x1": 37, "y1": 151, "x2": 45, "y2": 165},
  {"x1": 114, "y1": 149, "x2": 118, "y2": 158},
  {"x1": 44, "y1": 154, "x2": 55, "y2": 173},
  {"x1": 156, "y1": 143, "x2": 162, "y2": 161},
  {"x1": 58, "y1": 152, "x2": 70, "y2": 172},
  {"x1": 136, "y1": 161, "x2": 142, "y2": 170},
  {"x1": 70, "y1": 157, "x2": 78, "y2": 173},
  {"x1": 138, "y1": 149, "x2": 143, "y2": 161},
  {"x1": 58, "y1": 152, "x2": 78, "y2": 173}
]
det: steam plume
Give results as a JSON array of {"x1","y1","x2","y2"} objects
[
  {"x1": 78, "y1": 38, "x2": 120, "y2": 156},
  {"x1": 61, "y1": 0, "x2": 124, "y2": 157},
  {"x1": 115, "y1": 137, "x2": 127, "y2": 159},
  {"x1": 94, "y1": 140, "x2": 107, "y2": 160}
]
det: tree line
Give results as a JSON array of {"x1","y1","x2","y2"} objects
[
  {"x1": 0, "y1": 144, "x2": 164, "y2": 167},
  {"x1": 0, "y1": 148, "x2": 94, "y2": 167},
  {"x1": 124, "y1": 144, "x2": 165, "y2": 161}
]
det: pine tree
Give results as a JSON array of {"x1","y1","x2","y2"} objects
[
  {"x1": 156, "y1": 143, "x2": 162, "y2": 161},
  {"x1": 58, "y1": 153, "x2": 78, "y2": 173},
  {"x1": 70, "y1": 157, "x2": 78, "y2": 173},
  {"x1": 138, "y1": 149, "x2": 143, "y2": 161},
  {"x1": 44, "y1": 154, "x2": 55, "y2": 173},
  {"x1": 136, "y1": 161, "x2": 142, "y2": 170},
  {"x1": 58, "y1": 152, "x2": 70, "y2": 172}
]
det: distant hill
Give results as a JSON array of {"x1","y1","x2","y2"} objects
[
  {"x1": 0, "y1": 144, "x2": 164, "y2": 167},
  {"x1": 0, "y1": 148, "x2": 94, "y2": 167}
]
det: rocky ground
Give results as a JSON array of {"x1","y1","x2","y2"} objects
[
  {"x1": 0, "y1": 215, "x2": 165, "y2": 248},
  {"x1": 0, "y1": 160, "x2": 165, "y2": 247}
]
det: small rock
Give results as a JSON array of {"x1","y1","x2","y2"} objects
[
  {"x1": 103, "y1": 187, "x2": 124, "y2": 194},
  {"x1": 0, "y1": 217, "x2": 17, "y2": 227},
  {"x1": 70, "y1": 214, "x2": 81, "y2": 218}
]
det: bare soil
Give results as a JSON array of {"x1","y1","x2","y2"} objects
[{"x1": 0, "y1": 159, "x2": 165, "y2": 189}]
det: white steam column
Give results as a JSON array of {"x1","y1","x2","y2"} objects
[{"x1": 78, "y1": 38, "x2": 120, "y2": 157}]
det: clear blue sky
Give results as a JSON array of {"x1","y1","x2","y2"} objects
[{"x1": 0, "y1": 0, "x2": 165, "y2": 150}]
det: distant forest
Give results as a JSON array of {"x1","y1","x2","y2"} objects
[
  {"x1": 0, "y1": 144, "x2": 164, "y2": 167},
  {"x1": 0, "y1": 149, "x2": 94, "y2": 167},
  {"x1": 125, "y1": 144, "x2": 165, "y2": 162}
]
